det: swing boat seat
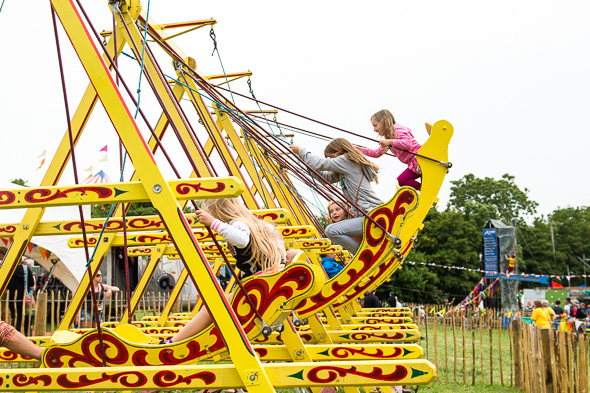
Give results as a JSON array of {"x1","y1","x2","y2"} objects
[{"x1": 42, "y1": 261, "x2": 324, "y2": 368}]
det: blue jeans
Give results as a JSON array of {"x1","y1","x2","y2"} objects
[{"x1": 325, "y1": 217, "x2": 364, "y2": 254}]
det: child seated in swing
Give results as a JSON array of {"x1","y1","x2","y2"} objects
[{"x1": 169, "y1": 198, "x2": 294, "y2": 342}]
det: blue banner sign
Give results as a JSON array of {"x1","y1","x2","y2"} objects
[
  {"x1": 485, "y1": 273, "x2": 549, "y2": 285},
  {"x1": 483, "y1": 228, "x2": 498, "y2": 276}
]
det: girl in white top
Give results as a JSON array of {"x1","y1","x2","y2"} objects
[{"x1": 171, "y1": 198, "x2": 287, "y2": 342}]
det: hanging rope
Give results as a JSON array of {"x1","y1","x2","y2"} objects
[
  {"x1": 134, "y1": 0, "x2": 151, "y2": 118},
  {"x1": 50, "y1": 3, "x2": 106, "y2": 366},
  {"x1": 111, "y1": 9, "x2": 269, "y2": 327}
]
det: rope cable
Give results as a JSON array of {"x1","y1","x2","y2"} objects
[{"x1": 50, "y1": 3, "x2": 107, "y2": 365}]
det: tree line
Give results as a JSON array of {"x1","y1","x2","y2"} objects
[{"x1": 378, "y1": 173, "x2": 590, "y2": 304}]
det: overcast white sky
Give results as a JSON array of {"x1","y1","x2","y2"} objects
[{"x1": 0, "y1": 1, "x2": 588, "y2": 221}]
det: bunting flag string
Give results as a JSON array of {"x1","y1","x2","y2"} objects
[{"x1": 405, "y1": 260, "x2": 590, "y2": 279}]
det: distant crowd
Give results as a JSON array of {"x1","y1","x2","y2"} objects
[{"x1": 530, "y1": 297, "x2": 588, "y2": 333}]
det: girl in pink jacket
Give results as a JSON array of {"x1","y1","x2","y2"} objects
[{"x1": 361, "y1": 109, "x2": 423, "y2": 190}]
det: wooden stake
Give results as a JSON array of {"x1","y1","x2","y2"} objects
[
  {"x1": 425, "y1": 306, "x2": 429, "y2": 359},
  {"x1": 540, "y1": 327, "x2": 554, "y2": 393},
  {"x1": 480, "y1": 312, "x2": 484, "y2": 385},
  {"x1": 433, "y1": 307, "x2": 438, "y2": 373},
  {"x1": 56, "y1": 291, "x2": 62, "y2": 332},
  {"x1": 462, "y1": 312, "x2": 466, "y2": 385},
  {"x1": 471, "y1": 316, "x2": 476, "y2": 385},
  {"x1": 33, "y1": 291, "x2": 47, "y2": 337},
  {"x1": 499, "y1": 312, "x2": 504, "y2": 386},
  {"x1": 579, "y1": 334, "x2": 590, "y2": 392},
  {"x1": 509, "y1": 314, "x2": 514, "y2": 387},
  {"x1": 443, "y1": 311, "x2": 448, "y2": 381},
  {"x1": 489, "y1": 311, "x2": 494, "y2": 385},
  {"x1": 49, "y1": 290, "x2": 54, "y2": 333},
  {"x1": 452, "y1": 312, "x2": 457, "y2": 383}
]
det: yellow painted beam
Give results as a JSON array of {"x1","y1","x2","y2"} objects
[
  {"x1": 0, "y1": 208, "x2": 291, "y2": 237},
  {"x1": 0, "y1": 178, "x2": 244, "y2": 209}
]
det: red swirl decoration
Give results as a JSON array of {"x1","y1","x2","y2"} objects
[
  {"x1": 306, "y1": 365, "x2": 408, "y2": 383},
  {"x1": 300, "y1": 241, "x2": 328, "y2": 247},
  {"x1": 296, "y1": 190, "x2": 415, "y2": 316},
  {"x1": 254, "y1": 348, "x2": 268, "y2": 358},
  {"x1": 0, "y1": 349, "x2": 32, "y2": 361},
  {"x1": 254, "y1": 212, "x2": 278, "y2": 220},
  {"x1": 369, "y1": 312, "x2": 408, "y2": 318},
  {"x1": 56, "y1": 371, "x2": 147, "y2": 389},
  {"x1": 349, "y1": 331, "x2": 404, "y2": 341},
  {"x1": 280, "y1": 228, "x2": 309, "y2": 237},
  {"x1": 329, "y1": 346, "x2": 402, "y2": 359},
  {"x1": 0, "y1": 225, "x2": 17, "y2": 234},
  {"x1": 24, "y1": 187, "x2": 113, "y2": 204},
  {"x1": 129, "y1": 248, "x2": 153, "y2": 255},
  {"x1": 364, "y1": 318, "x2": 405, "y2": 324},
  {"x1": 232, "y1": 265, "x2": 312, "y2": 332},
  {"x1": 153, "y1": 370, "x2": 215, "y2": 387},
  {"x1": 175, "y1": 182, "x2": 226, "y2": 195},
  {"x1": 45, "y1": 326, "x2": 225, "y2": 368},
  {"x1": 0, "y1": 191, "x2": 16, "y2": 205},
  {"x1": 356, "y1": 325, "x2": 409, "y2": 330},
  {"x1": 73, "y1": 238, "x2": 97, "y2": 247},
  {"x1": 12, "y1": 374, "x2": 52, "y2": 387},
  {"x1": 137, "y1": 234, "x2": 172, "y2": 244}
]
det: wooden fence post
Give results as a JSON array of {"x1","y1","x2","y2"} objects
[
  {"x1": 578, "y1": 334, "x2": 588, "y2": 393},
  {"x1": 433, "y1": 308, "x2": 438, "y2": 373},
  {"x1": 540, "y1": 327, "x2": 554, "y2": 393},
  {"x1": 34, "y1": 291, "x2": 48, "y2": 337},
  {"x1": 558, "y1": 329, "x2": 569, "y2": 392},
  {"x1": 489, "y1": 311, "x2": 494, "y2": 385},
  {"x1": 444, "y1": 313, "x2": 448, "y2": 381},
  {"x1": 480, "y1": 313, "x2": 484, "y2": 385},
  {"x1": 513, "y1": 318, "x2": 522, "y2": 389},
  {"x1": 471, "y1": 316, "x2": 476, "y2": 385},
  {"x1": 425, "y1": 306, "x2": 429, "y2": 358},
  {"x1": 498, "y1": 312, "x2": 504, "y2": 386},
  {"x1": 452, "y1": 312, "x2": 457, "y2": 383},
  {"x1": 462, "y1": 313, "x2": 466, "y2": 385}
]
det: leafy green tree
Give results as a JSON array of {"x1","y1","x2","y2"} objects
[
  {"x1": 448, "y1": 173, "x2": 538, "y2": 228},
  {"x1": 381, "y1": 208, "x2": 482, "y2": 304}
]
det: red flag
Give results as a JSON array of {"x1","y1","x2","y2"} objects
[{"x1": 550, "y1": 281, "x2": 564, "y2": 288}]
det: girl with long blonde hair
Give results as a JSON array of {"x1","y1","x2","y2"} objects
[
  {"x1": 290, "y1": 138, "x2": 383, "y2": 254},
  {"x1": 170, "y1": 198, "x2": 287, "y2": 342}
]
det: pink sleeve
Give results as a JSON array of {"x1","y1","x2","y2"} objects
[
  {"x1": 389, "y1": 136, "x2": 413, "y2": 150},
  {"x1": 361, "y1": 145, "x2": 385, "y2": 158}
]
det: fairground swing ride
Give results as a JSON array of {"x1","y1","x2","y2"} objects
[{"x1": 0, "y1": 0, "x2": 453, "y2": 391}]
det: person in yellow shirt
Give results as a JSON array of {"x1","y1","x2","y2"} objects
[{"x1": 531, "y1": 299, "x2": 551, "y2": 328}]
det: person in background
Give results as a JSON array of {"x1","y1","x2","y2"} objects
[
  {"x1": 542, "y1": 300, "x2": 555, "y2": 324},
  {"x1": 530, "y1": 299, "x2": 551, "y2": 328},
  {"x1": 319, "y1": 253, "x2": 344, "y2": 279},
  {"x1": 504, "y1": 252, "x2": 516, "y2": 273},
  {"x1": 564, "y1": 297, "x2": 572, "y2": 321},
  {"x1": 79, "y1": 272, "x2": 119, "y2": 329},
  {"x1": 362, "y1": 290, "x2": 381, "y2": 308},
  {"x1": 552, "y1": 299, "x2": 565, "y2": 330},
  {"x1": 6, "y1": 258, "x2": 35, "y2": 334},
  {"x1": 387, "y1": 291, "x2": 397, "y2": 307}
]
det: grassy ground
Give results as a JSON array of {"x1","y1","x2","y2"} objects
[{"x1": 418, "y1": 317, "x2": 520, "y2": 390}]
